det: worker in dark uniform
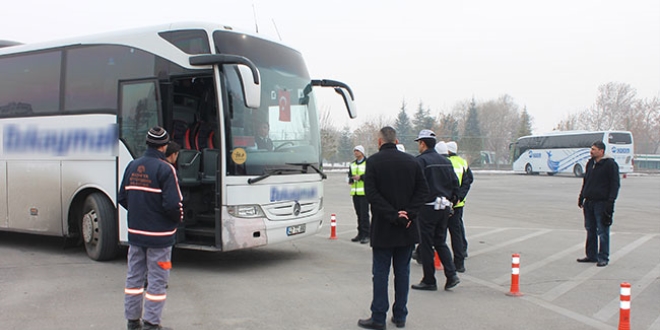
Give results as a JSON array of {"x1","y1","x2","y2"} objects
[
  {"x1": 119, "y1": 127, "x2": 183, "y2": 330},
  {"x1": 411, "y1": 130, "x2": 460, "y2": 291}
]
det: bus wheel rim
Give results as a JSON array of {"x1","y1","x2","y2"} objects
[{"x1": 82, "y1": 211, "x2": 98, "y2": 244}]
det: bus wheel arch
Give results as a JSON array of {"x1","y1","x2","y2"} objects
[
  {"x1": 69, "y1": 190, "x2": 119, "y2": 261},
  {"x1": 573, "y1": 164, "x2": 584, "y2": 177}
]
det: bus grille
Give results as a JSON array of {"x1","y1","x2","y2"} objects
[{"x1": 262, "y1": 200, "x2": 319, "y2": 220}]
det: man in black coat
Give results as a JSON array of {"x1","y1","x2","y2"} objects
[
  {"x1": 577, "y1": 141, "x2": 620, "y2": 267},
  {"x1": 358, "y1": 126, "x2": 429, "y2": 330}
]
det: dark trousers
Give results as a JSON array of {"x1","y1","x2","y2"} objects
[
  {"x1": 370, "y1": 245, "x2": 414, "y2": 324},
  {"x1": 352, "y1": 195, "x2": 370, "y2": 238},
  {"x1": 448, "y1": 207, "x2": 467, "y2": 267},
  {"x1": 583, "y1": 200, "x2": 610, "y2": 262},
  {"x1": 418, "y1": 206, "x2": 456, "y2": 284}
]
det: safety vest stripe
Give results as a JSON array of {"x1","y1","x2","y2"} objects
[
  {"x1": 125, "y1": 186, "x2": 162, "y2": 194},
  {"x1": 128, "y1": 228, "x2": 178, "y2": 237},
  {"x1": 125, "y1": 288, "x2": 145, "y2": 295},
  {"x1": 145, "y1": 293, "x2": 167, "y2": 301}
]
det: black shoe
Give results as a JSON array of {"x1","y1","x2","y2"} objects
[
  {"x1": 127, "y1": 319, "x2": 141, "y2": 330},
  {"x1": 360, "y1": 237, "x2": 370, "y2": 244},
  {"x1": 455, "y1": 266, "x2": 466, "y2": 273},
  {"x1": 577, "y1": 257, "x2": 597, "y2": 263},
  {"x1": 391, "y1": 317, "x2": 405, "y2": 328},
  {"x1": 411, "y1": 282, "x2": 437, "y2": 291},
  {"x1": 143, "y1": 322, "x2": 173, "y2": 330},
  {"x1": 351, "y1": 235, "x2": 361, "y2": 242},
  {"x1": 597, "y1": 260, "x2": 608, "y2": 267},
  {"x1": 357, "y1": 318, "x2": 385, "y2": 330},
  {"x1": 444, "y1": 275, "x2": 460, "y2": 290}
]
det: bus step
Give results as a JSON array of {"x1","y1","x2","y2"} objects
[{"x1": 184, "y1": 226, "x2": 216, "y2": 237}]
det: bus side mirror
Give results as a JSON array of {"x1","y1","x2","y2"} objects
[
  {"x1": 334, "y1": 87, "x2": 357, "y2": 119},
  {"x1": 235, "y1": 65, "x2": 261, "y2": 109}
]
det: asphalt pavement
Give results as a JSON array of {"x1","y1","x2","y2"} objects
[{"x1": 0, "y1": 171, "x2": 658, "y2": 330}]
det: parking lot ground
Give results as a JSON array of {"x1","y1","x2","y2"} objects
[{"x1": 1, "y1": 172, "x2": 658, "y2": 329}]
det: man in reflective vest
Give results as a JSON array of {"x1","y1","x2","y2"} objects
[
  {"x1": 446, "y1": 141, "x2": 473, "y2": 273},
  {"x1": 349, "y1": 145, "x2": 370, "y2": 244},
  {"x1": 118, "y1": 127, "x2": 183, "y2": 330}
]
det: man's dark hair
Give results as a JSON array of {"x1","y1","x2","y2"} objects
[
  {"x1": 165, "y1": 141, "x2": 181, "y2": 157},
  {"x1": 380, "y1": 126, "x2": 397, "y2": 144},
  {"x1": 592, "y1": 141, "x2": 606, "y2": 152},
  {"x1": 420, "y1": 138, "x2": 436, "y2": 149}
]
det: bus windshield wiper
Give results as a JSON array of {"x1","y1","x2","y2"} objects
[
  {"x1": 247, "y1": 168, "x2": 303, "y2": 185},
  {"x1": 286, "y1": 162, "x2": 327, "y2": 180}
]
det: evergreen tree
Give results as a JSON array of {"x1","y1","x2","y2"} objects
[
  {"x1": 394, "y1": 100, "x2": 415, "y2": 152},
  {"x1": 412, "y1": 101, "x2": 436, "y2": 134},
  {"x1": 460, "y1": 98, "x2": 483, "y2": 165},
  {"x1": 338, "y1": 125, "x2": 354, "y2": 163},
  {"x1": 516, "y1": 106, "x2": 533, "y2": 138},
  {"x1": 437, "y1": 113, "x2": 460, "y2": 141}
]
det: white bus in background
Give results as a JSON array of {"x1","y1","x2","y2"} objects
[
  {"x1": 511, "y1": 131, "x2": 634, "y2": 177},
  {"x1": 0, "y1": 22, "x2": 356, "y2": 260}
]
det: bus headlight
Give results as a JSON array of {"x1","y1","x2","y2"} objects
[{"x1": 227, "y1": 205, "x2": 264, "y2": 218}]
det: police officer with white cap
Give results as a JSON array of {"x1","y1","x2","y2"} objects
[
  {"x1": 349, "y1": 145, "x2": 370, "y2": 244},
  {"x1": 411, "y1": 130, "x2": 461, "y2": 291}
]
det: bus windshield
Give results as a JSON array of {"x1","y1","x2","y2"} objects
[{"x1": 215, "y1": 31, "x2": 320, "y2": 176}]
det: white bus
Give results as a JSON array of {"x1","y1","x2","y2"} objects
[
  {"x1": 0, "y1": 22, "x2": 356, "y2": 260},
  {"x1": 511, "y1": 131, "x2": 634, "y2": 177}
]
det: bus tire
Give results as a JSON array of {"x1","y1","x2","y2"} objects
[
  {"x1": 80, "y1": 193, "x2": 118, "y2": 261},
  {"x1": 525, "y1": 163, "x2": 534, "y2": 175},
  {"x1": 573, "y1": 164, "x2": 584, "y2": 178}
]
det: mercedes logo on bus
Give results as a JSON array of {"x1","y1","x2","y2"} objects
[{"x1": 293, "y1": 202, "x2": 301, "y2": 216}]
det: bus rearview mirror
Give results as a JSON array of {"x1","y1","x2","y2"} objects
[{"x1": 236, "y1": 65, "x2": 261, "y2": 109}]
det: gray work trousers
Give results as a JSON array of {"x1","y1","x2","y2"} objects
[{"x1": 124, "y1": 245, "x2": 172, "y2": 325}]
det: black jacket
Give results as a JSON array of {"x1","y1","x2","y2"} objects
[
  {"x1": 365, "y1": 143, "x2": 429, "y2": 248},
  {"x1": 118, "y1": 148, "x2": 183, "y2": 248},
  {"x1": 416, "y1": 149, "x2": 459, "y2": 202},
  {"x1": 579, "y1": 156, "x2": 620, "y2": 202}
]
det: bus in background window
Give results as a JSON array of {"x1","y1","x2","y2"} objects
[
  {"x1": 0, "y1": 22, "x2": 357, "y2": 261},
  {"x1": 511, "y1": 131, "x2": 634, "y2": 177}
]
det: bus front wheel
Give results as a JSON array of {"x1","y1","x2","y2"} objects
[
  {"x1": 573, "y1": 164, "x2": 584, "y2": 178},
  {"x1": 80, "y1": 193, "x2": 118, "y2": 261},
  {"x1": 525, "y1": 164, "x2": 534, "y2": 175}
]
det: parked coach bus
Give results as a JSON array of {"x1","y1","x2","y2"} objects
[
  {"x1": 511, "y1": 130, "x2": 634, "y2": 177},
  {"x1": 0, "y1": 22, "x2": 357, "y2": 260}
]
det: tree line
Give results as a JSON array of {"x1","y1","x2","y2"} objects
[{"x1": 320, "y1": 82, "x2": 659, "y2": 166}]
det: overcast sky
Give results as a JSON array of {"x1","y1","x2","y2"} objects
[{"x1": 2, "y1": 0, "x2": 659, "y2": 134}]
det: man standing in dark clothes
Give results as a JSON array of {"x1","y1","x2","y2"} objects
[
  {"x1": 577, "y1": 141, "x2": 620, "y2": 267},
  {"x1": 358, "y1": 126, "x2": 429, "y2": 330},
  {"x1": 410, "y1": 131, "x2": 460, "y2": 292}
]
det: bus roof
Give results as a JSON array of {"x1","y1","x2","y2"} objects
[
  {"x1": 0, "y1": 21, "x2": 293, "y2": 60},
  {"x1": 518, "y1": 130, "x2": 633, "y2": 139}
]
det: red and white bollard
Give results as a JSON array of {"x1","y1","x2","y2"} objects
[
  {"x1": 618, "y1": 282, "x2": 631, "y2": 330},
  {"x1": 329, "y1": 213, "x2": 338, "y2": 240},
  {"x1": 506, "y1": 253, "x2": 523, "y2": 296}
]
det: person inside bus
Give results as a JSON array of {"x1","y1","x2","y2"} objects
[
  {"x1": 165, "y1": 141, "x2": 181, "y2": 165},
  {"x1": 254, "y1": 121, "x2": 274, "y2": 151}
]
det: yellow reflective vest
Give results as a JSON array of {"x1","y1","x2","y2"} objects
[
  {"x1": 448, "y1": 155, "x2": 469, "y2": 207},
  {"x1": 349, "y1": 159, "x2": 367, "y2": 196}
]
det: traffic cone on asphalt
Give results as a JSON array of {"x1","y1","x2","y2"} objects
[
  {"x1": 618, "y1": 282, "x2": 631, "y2": 330},
  {"x1": 434, "y1": 251, "x2": 443, "y2": 270},
  {"x1": 506, "y1": 253, "x2": 523, "y2": 297},
  {"x1": 329, "y1": 214, "x2": 338, "y2": 240}
]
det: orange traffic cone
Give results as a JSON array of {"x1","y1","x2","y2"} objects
[
  {"x1": 618, "y1": 282, "x2": 631, "y2": 330},
  {"x1": 434, "y1": 251, "x2": 443, "y2": 270},
  {"x1": 506, "y1": 253, "x2": 523, "y2": 297},
  {"x1": 329, "y1": 213, "x2": 337, "y2": 240}
]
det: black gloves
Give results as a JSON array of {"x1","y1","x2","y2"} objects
[
  {"x1": 601, "y1": 201, "x2": 614, "y2": 226},
  {"x1": 578, "y1": 196, "x2": 584, "y2": 208}
]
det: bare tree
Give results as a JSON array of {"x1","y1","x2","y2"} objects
[
  {"x1": 477, "y1": 94, "x2": 521, "y2": 166},
  {"x1": 319, "y1": 108, "x2": 340, "y2": 162}
]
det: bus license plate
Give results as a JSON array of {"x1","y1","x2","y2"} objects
[{"x1": 286, "y1": 224, "x2": 306, "y2": 236}]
